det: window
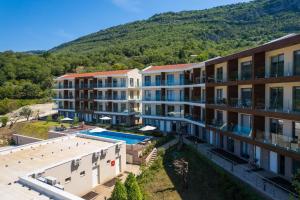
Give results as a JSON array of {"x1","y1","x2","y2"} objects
[
  {"x1": 216, "y1": 110, "x2": 223, "y2": 124},
  {"x1": 98, "y1": 103, "x2": 103, "y2": 111},
  {"x1": 270, "y1": 118, "x2": 283, "y2": 135},
  {"x1": 179, "y1": 74, "x2": 184, "y2": 85},
  {"x1": 216, "y1": 89, "x2": 223, "y2": 104},
  {"x1": 241, "y1": 88, "x2": 252, "y2": 108},
  {"x1": 167, "y1": 74, "x2": 174, "y2": 85},
  {"x1": 121, "y1": 103, "x2": 126, "y2": 112},
  {"x1": 137, "y1": 79, "x2": 140, "y2": 87},
  {"x1": 240, "y1": 114, "x2": 252, "y2": 135},
  {"x1": 130, "y1": 78, "x2": 134, "y2": 87},
  {"x1": 112, "y1": 78, "x2": 118, "y2": 87},
  {"x1": 240, "y1": 142, "x2": 249, "y2": 159},
  {"x1": 65, "y1": 177, "x2": 71, "y2": 184},
  {"x1": 144, "y1": 90, "x2": 151, "y2": 100},
  {"x1": 80, "y1": 171, "x2": 86, "y2": 177},
  {"x1": 167, "y1": 105, "x2": 175, "y2": 116},
  {"x1": 144, "y1": 76, "x2": 151, "y2": 86},
  {"x1": 166, "y1": 90, "x2": 175, "y2": 101},
  {"x1": 155, "y1": 90, "x2": 161, "y2": 101},
  {"x1": 293, "y1": 87, "x2": 300, "y2": 112},
  {"x1": 156, "y1": 105, "x2": 162, "y2": 116},
  {"x1": 121, "y1": 91, "x2": 126, "y2": 100},
  {"x1": 120, "y1": 78, "x2": 126, "y2": 87},
  {"x1": 241, "y1": 61, "x2": 252, "y2": 80},
  {"x1": 292, "y1": 122, "x2": 300, "y2": 140},
  {"x1": 113, "y1": 91, "x2": 118, "y2": 99},
  {"x1": 130, "y1": 91, "x2": 134, "y2": 99},
  {"x1": 155, "y1": 75, "x2": 161, "y2": 86},
  {"x1": 216, "y1": 67, "x2": 223, "y2": 82},
  {"x1": 113, "y1": 103, "x2": 118, "y2": 112},
  {"x1": 145, "y1": 105, "x2": 151, "y2": 115},
  {"x1": 270, "y1": 87, "x2": 283, "y2": 110},
  {"x1": 270, "y1": 54, "x2": 284, "y2": 77},
  {"x1": 294, "y1": 50, "x2": 300, "y2": 75}
]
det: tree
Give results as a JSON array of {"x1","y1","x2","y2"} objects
[
  {"x1": 111, "y1": 179, "x2": 127, "y2": 200},
  {"x1": 0, "y1": 116, "x2": 8, "y2": 127},
  {"x1": 293, "y1": 169, "x2": 300, "y2": 196},
  {"x1": 173, "y1": 158, "x2": 189, "y2": 190},
  {"x1": 125, "y1": 173, "x2": 143, "y2": 200},
  {"x1": 19, "y1": 106, "x2": 33, "y2": 121},
  {"x1": 58, "y1": 115, "x2": 64, "y2": 124}
]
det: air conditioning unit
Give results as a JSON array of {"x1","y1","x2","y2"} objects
[
  {"x1": 54, "y1": 183, "x2": 64, "y2": 190},
  {"x1": 74, "y1": 158, "x2": 81, "y2": 166},
  {"x1": 45, "y1": 176, "x2": 57, "y2": 186}
]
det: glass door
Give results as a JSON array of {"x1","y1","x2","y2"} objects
[
  {"x1": 270, "y1": 87, "x2": 283, "y2": 110},
  {"x1": 294, "y1": 50, "x2": 300, "y2": 75}
]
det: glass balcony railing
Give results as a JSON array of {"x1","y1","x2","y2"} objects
[
  {"x1": 228, "y1": 98, "x2": 252, "y2": 109},
  {"x1": 208, "y1": 119, "x2": 225, "y2": 129},
  {"x1": 96, "y1": 83, "x2": 126, "y2": 88},
  {"x1": 143, "y1": 79, "x2": 200, "y2": 87},
  {"x1": 184, "y1": 115, "x2": 205, "y2": 124},
  {"x1": 221, "y1": 124, "x2": 252, "y2": 138},
  {"x1": 57, "y1": 84, "x2": 74, "y2": 89},
  {"x1": 255, "y1": 101, "x2": 300, "y2": 115},
  {"x1": 256, "y1": 131, "x2": 300, "y2": 152}
]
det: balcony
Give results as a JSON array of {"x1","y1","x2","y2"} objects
[
  {"x1": 56, "y1": 84, "x2": 74, "y2": 89},
  {"x1": 58, "y1": 106, "x2": 74, "y2": 110},
  {"x1": 221, "y1": 124, "x2": 252, "y2": 138},
  {"x1": 76, "y1": 84, "x2": 95, "y2": 89},
  {"x1": 184, "y1": 115, "x2": 205, "y2": 124},
  {"x1": 228, "y1": 98, "x2": 252, "y2": 109},
  {"x1": 208, "y1": 119, "x2": 225, "y2": 129},
  {"x1": 97, "y1": 83, "x2": 126, "y2": 88},
  {"x1": 256, "y1": 131, "x2": 300, "y2": 152},
  {"x1": 255, "y1": 101, "x2": 300, "y2": 115},
  {"x1": 143, "y1": 79, "x2": 197, "y2": 87}
]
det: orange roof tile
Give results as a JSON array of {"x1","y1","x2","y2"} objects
[
  {"x1": 144, "y1": 64, "x2": 195, "y2": 72},
  {"x1": 58, "y1": 69, "x2": 131, "y2": 79}
]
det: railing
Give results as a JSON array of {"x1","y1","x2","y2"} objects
[
  {"x1": 184, "y1": 115, "x2": 205, "y2": 124},
  {"x1": 255, "y1": 101, "x2": 300, "y2": 115},
  {"x1": 96, "y1": 83, "x2": 127, "y2": 88},
  {"x1": 143, "y1": 79, "x2": 202, "y2": 87},
  {"x1": 56, "y1": 84, "x2": 74, "y2": 89},
  {"x1": 228, "y1": 98, "x2": 252, "y2": 109},
  {"x1": 256, "y1": 131, "x2": 300, "y2": 153},
  {"x1": 208, "y1": 119, "x2": 225, "y2": 129},
  {"x1": 194, "y1": 143, "x2": 298, "y2": 200},
  {"x1": 221, "y1": 123, "x2": 252, "y2": 138},
  {"x1": 58, "y1": 106, "x2": 74, "y2": 110},
  {"x1": 54, "y1": 95, "x2": 74, "y2": 99}
]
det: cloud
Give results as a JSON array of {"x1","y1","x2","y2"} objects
[
  {"x1": 54, "y1": 29, "x2": 74, "y2": 40},
  {"x1": 111, "y1": 0, "x2": 142, "y2": 13}
]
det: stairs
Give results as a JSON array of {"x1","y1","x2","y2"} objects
[{"x1": 147, "y1": 148, "x2": 157, "y2": 166}]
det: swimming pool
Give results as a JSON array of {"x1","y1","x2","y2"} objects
[{"x1": 79, "y1": 130, "x2": 150, "y2": 145}]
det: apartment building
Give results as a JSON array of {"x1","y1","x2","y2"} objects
[
  {"x1": 54, "y1": 69, "x2": 141, "y2": 126},
  {"x1": 0, "y1": 135, "x2": 126, "y2": 200},
  {"x1": 204, "y1": 33, "x2": 300, "y2": 180},
  {"x1": 141, "y1": 63, "x2": 206, "y2": 135}
]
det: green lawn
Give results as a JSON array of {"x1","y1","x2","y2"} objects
[
  {"x1": 138, "y1": 145, "x2": 265, "y2": 200},
  {"x1": 13, "y1": 121, "x2": 70, "y2": 139}
]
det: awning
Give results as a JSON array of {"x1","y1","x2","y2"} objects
[{"x1": 139, "y1": 125, "x2": 156, "y2": 131}]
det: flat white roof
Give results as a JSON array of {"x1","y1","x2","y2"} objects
[{"x1": 0, "y1": 135, "x2": 117, "y2": 200}]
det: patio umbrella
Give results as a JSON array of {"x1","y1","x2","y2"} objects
[
  {"x1": 61, "y1": 117, "x2": 73, "y2": 122},
  {"x1": 89, "y1": 127, "x2": 106, "y2": 133},
  {"x1": 100, "y1": 116, "x2": 112, "y2": 120},
  {"x1": 139, "y1": 125, "x2": 156, "y2": 132}
]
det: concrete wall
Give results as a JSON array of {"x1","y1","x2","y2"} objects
[{"x1": 12, "y1": 134, "x2": 42, "y2": 145}]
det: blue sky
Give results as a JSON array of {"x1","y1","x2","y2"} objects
[{"x1": 0, "y1": 0, "x2": 250, "y2": 52}]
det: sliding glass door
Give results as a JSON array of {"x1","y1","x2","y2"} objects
[
  {"x1": 270, "y1": 87, "x2": 283, "y2": 110},
  {"x1": 294, "y1": 50, "x2": 300, "y2": 75},
  {"x1": 270, "y1": 54, "x2": 284, "y2": 77}
]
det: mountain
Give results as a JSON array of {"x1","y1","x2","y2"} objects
[
  {"x1": 51, "y1": 0, "x2": 300, "y2": 68},
  {"x1": 0, "y1": 0, "x2": 300, "y2": 102}
]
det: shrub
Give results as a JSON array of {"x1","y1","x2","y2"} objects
[
  {"x1": 125, "y1": 173, "x2": 143, "y2": 200},
  {"x1": 46, "y1": 115, "x2": 52, "y2": 123},
  {"x1": 19, "y1": 106, "x2": 33, "y2": 121},
  {"x1": 73, "y1": 116, "x2": 79, "y2": 125},
  {"x1": 0, "y1": 116, "x2": 9, "y2": 127},
  {"x1": 111, "y1": 179, "x2": 127, "y2": 200},
  {"x1": 58, "y1": 116, "x2": 64, "y2": 124}
]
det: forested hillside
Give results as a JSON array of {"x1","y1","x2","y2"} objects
[{"x1": 0, "y1": 0, "x2": 299, "y2": 102}]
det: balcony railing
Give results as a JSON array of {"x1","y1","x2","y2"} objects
[
  {"x1": 143, "y1": 79, "x2": 201, "y2": 87},
  {"x1": 184, "y1": 115, "x2": 205, "y2": 124},
  {"x1": 57, "y1": 84, "x2": 74, "y2": 89},
  {"x1": 221, "y1": 124, "x2": 252, "y2": 138},
  {"x1": 256, "y1": 131, "x2": 300, "y2": 152},
  {"x1": 255, "y1": 101, "x2": 300, "y2": 115},
  {"x1": 96, "y1": 83, "x2": 127, "y2": 88},
  {"x1": 228, "y1": 98, "x2": 252, "y2": 109},
  {"x1": 208, "y1": 119, "x2": 225, "y2": 129},
  {"x1": 58, "y1": 106, "x2": 74, "y2": 110}
]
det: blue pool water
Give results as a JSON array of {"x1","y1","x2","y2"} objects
[{"x1": 79, "y1": 130, "x2": 150, "y2": 145}]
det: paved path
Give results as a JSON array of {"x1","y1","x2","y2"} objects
[{"x1": 183, "y1": 137, "x2": 297, "y2": 200}]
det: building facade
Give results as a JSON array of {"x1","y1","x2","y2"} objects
[
  {"x1": 204, "y1": 34, "x2": 300, "y2": 181},
  {"x1": 54, "y1": 69, "x2": 141, "y2": 126},
  {"x1": 141, "y1": 63, "x2": 206, "y2": 136},
  {"x1": 53, "y1": 34, "x2": 300, "y2": 181}
]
